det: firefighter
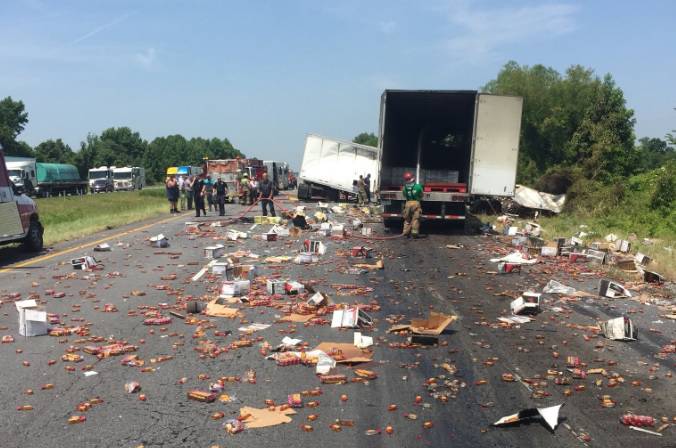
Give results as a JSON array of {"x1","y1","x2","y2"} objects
[
  {"x1": 239, "y1": 173, "x2": 251, "y2": 205},
  {"x1": 402, "y1": 172, "x2": 423, "y2": 238}
]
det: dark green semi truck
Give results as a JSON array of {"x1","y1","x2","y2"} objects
[{"x1": 6, "y1": 157, "x2": 88, "y2": 197}]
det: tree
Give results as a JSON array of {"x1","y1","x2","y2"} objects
[
  {"x1": 34, "y1": 139, "x2": 75, "y2": 164},
  {"x1": 74, "y1": 134, "x2": 99, "y2": 178},
  {"x1": 483, "y1": 62, "x2": 637, "y2": 185},
  {"x1": 353, "y1": 132, "x2": 378, "y2": 147},
  {"x1": 98, "y1": 127, "x2": 148, "y2": 166},
  {"x1": 144, "y1": 134, "x2": 190, "y2": 183},
  {"x1": 635, "y1": 137, "x2": 675, "y2": 172},
  {"x1": 0, "y1": 97, "x2": 31, "y2": 156},
  {"x1": 566, "y1": 74, "x2": 636, "y2": 181}
]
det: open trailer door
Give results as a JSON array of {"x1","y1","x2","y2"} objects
[{"x1": 469, "y1": 94, "x2": 523, "y2": 196}]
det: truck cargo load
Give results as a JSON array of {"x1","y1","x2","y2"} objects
[
  {"x1": 298, "y1": 134, "x2": 379, "y2": 201},
  {"x1": 378, "y1": 90, "x2": 522, "y2": 226}
]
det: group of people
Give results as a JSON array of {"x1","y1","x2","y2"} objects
[
  {"x1": 165, "y1": 171, "x2": 278, "y2": 218},
  {"x1": 165, "y1": 174, "x2": 229, "y2": 217}
]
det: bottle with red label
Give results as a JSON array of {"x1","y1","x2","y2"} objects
[{"x1": 619, "y1": 414, "x2": 655, "y2": 427}]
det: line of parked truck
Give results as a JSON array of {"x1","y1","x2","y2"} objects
[{"x1": 5, "y1": 157, "x2": 146, "y2": 197}]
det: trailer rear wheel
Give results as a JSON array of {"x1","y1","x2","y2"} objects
[
  {"x1": 23, "y1": 218, "x2": 44, "y2": 252},
  {"x1": 297, "y1": 183, "x2": 311, "y2": 200}
]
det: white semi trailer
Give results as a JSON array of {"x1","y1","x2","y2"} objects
[{"x1": 297, "y1": 134, "x2": 379, "y2": 202}]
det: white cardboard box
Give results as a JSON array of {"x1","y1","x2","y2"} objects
[
  {"x1": 331, "y1": 308, "x2": 373, "y2": 328},
  {"x1": 266, "y1": 279, "x2": 286, "y2": 295},
  {"x1": 204, "y1": 245, "x2": 225, "y2": 259},
  {"x1": 16, "y1": 299, "x2": 49, "y2": 336},
  {"x1": 220, "y1": 280, "x2": 251, "y2": 297},
  {"x1": 510, "y1": 292, "x2": 541, "y2": 315}
]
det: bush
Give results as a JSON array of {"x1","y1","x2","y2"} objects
[
  {"x1": 650, "y1": 161, "x2": 676, "y2": 212},
  {"x1": 535, "y1": 166, "x2": 576, "y2": 194}
]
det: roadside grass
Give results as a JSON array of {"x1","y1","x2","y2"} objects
[{"x1": 36, "y1": 188, "x2": 171, "y2": 245}]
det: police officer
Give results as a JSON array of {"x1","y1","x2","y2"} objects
[
  {"x1": 402, "y1": 172, "x2": 423, "y2": 238},
  {"x1": 258, "y1": 172, "x2": 276, "y2": 217},
  {"x1": 364, "y1": 173, "x2": 371, "y2": 203},
  {"x1": 192, "y1": 174, "x2": 206, "y2": 217},
  {"x1": 215, "y1": 176, "x2": 228, "y2": 216}
]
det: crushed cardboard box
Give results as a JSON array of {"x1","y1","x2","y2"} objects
[
  {"x1": 388, "y1": 312, "x2": 457, "y2": 336},
  {"x1": 240, "y1": 405, "x2": 296, "y2": 429},
  {"x1": 314, "y1": 342, "x2": 373, "y2": 364},
  {"x1": 493, "y1": 404, "x2": 563, "y2": 431},
  {"x1": 205, "y1": 299, "x2": 241, "y2": 318},
  {"x1": 598, "y1": 316, "x2": 637, "y2": 341}
]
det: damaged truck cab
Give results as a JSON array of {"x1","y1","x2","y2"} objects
[
  {"x1": 378, "y1": 90, "x2": 523, "y2": 227},
  {"x1": 0, "y1": 149, "x2": 44, "y2": 251}
]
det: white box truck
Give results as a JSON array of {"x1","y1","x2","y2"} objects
[
  {"x1": 298, "y1": 134, "x2": 380, "y2": 201},
  {"x1": 113, "y1": 166, "x2": 145, "y2": 191},
  {"x1": 377, "y1": 90, "x2": 523, "y2": 227}
]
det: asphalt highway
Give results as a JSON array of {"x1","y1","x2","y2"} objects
[{"x1": 0, "y1": 201, "x2": 673, "y2": 448}]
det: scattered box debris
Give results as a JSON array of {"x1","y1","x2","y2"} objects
[
  {"x1": 389, "y1": 312, "x2": 457, "y2": 336},
  {"x1": 149, "y1": 234, "x2": 169, "y2": 248},
  {"x1": 510, "y1": 292, "x2": 541, "y2": 315},
  {"x1": 331, "y1": 307, "x2": 373, "y2": 328},
  {"x1": 599, "y1": 316, "x2": 637, "y2": 341},
  {"x1": 493, "y1": 404, "x2": 563, "y2": 431},
  {"x1": 598, "y1": 279, "x2": 632, "y2": 299},
  {"x1": 16, "y1": 299, "x2": 49, "y2": 337},
  {"x1": 204, "y1": 244, "x2": 225, "y2": 259},
  {"x1": 71, "y1": 256, "x2": 97, "y2": 271}
]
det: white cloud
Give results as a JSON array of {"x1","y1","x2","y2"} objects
[
  {"x1": 135, "y1": 47, "x2": 157, "y2": 69},
  {"x1": 445, "y1": 1, "x2": 578, "y2": 62},
  {"x1": 379, "y1": 20, "x2": 397, "y2": 34}
]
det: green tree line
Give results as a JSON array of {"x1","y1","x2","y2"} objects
[{"x1": 0, "y1": 97, "x2": 243, "y2": 183}]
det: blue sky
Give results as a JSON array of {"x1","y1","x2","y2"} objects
[{"x1": 1, "y1": 0, "x2": 675, "y2": 169}]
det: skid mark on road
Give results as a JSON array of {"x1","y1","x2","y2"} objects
[{"x1": 0, "y1": 213, "x2": 187, "y2": 274}]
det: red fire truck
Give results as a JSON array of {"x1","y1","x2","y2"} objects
[
  {"x1": 205, "y1": 158, "x2": 267, "y2": 202},
  {"x1": 0, "y1": 149, "x2": 44, "y2": 251}
]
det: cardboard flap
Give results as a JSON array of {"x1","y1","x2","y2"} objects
[
  {"x1": 537, "y1": 404, "x2": 563, "y2": 430},
  {"x1": 16, "y1": 299, "x2": 38, "y2": 310},
  {"x1": 240, "y1": 406, "x2": 296, "y2": 429},
  {"x1": 205, "y1": 300, "x2": 240, "y2": 318},
  {"x1": 314, "y1": 342, "x2": 373, "y2": 364},
  {"x1": 410, "y1": 312, "x2": 457, "y2": 335}
]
